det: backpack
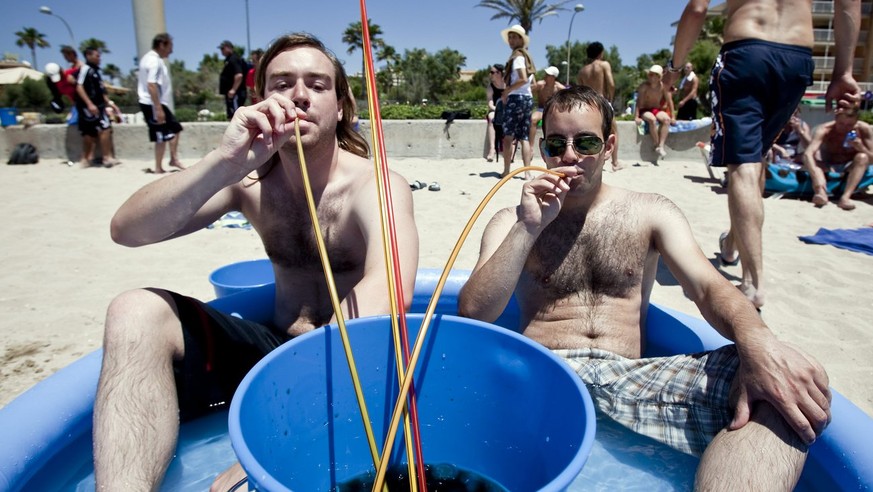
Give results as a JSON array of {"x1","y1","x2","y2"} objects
[{"x1": 7, "y1": 143, "x2": 39, "y2": 165}]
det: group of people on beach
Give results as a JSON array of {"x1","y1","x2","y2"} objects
[{"x1": 91, "y1": 0, "x2": 863, "y2": 490}]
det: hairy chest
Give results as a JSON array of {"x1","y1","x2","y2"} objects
[{"x1": 523, "y1": 212, "x2": 648, "y2": 302}]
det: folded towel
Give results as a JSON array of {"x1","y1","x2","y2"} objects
[{"x1": 798, "y1": 227, "x2": 873, "y2": 256}]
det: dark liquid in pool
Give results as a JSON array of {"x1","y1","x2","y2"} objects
[{"x1": 337, "y1": 463, "x2": 509, "y2": 491}]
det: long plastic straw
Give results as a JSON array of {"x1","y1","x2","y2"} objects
[
  {"x1": 372, "y1": 166, "x2": 564, "y2": 491},
  {"x1": 292, "y1": 120, "x2": 383, "y2": 473},
  {"x1": 359, "y1": 0, "x2": 426, "y2": 488}
]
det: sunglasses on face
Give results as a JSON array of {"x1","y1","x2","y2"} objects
[{"x1": 541, "y1": 134, "x2": 605, "y2": 158}]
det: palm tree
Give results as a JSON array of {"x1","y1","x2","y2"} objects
[
  {"x1": 15, "y1": 27, "x2": 49, "y2": 68},
  {"x1": 103, "y1": 63, "x2": 122, "y2": 85},
  {"x1": 79, "y1": 38, "x2": 110, "y2": 54},
  {"x1": 476, "y1": 0, "x2": 572, "y2": 33},
  {"x1": 342, "y1": 19, "x2": 385, "y2": 91}
]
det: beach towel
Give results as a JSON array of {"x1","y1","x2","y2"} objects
[
  {"x1": 798, "y1": 227, "x2": 873, "y2": 256},
  {"x1": 207, "y1": 211, "x2": 251, "y2": 230}
]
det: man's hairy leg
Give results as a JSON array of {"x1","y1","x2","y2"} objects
[
  {"x1": 727, "y1": 162, "x2": 765, "y2": 308},
  {"x1": 695, "y1": 402, "x2": 806, "y2": 491},
  {"x1": 94, "y1": 289, "x2": 185, "y2": 491}
]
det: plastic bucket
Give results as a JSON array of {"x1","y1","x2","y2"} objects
[
  {"x1": 229, "y1": 314, "x2": 596, "y2": 491},
  {"x1": 0, "y1": 108, "x2": 17, "y2": 127},
  {"x1": 208, "y1": 259, "x2": 274, "y2": 298}
]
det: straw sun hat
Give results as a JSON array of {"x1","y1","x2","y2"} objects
[{"x1": 501, "y1": 24, "x2": 529, "y2": 48}]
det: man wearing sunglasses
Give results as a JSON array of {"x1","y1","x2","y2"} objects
[{"x1": 459, "y1": 86, "x2": 829, "y2": 490}]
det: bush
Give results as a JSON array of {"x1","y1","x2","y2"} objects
[
  {"x1": 2, "y1": 78, "x2": 51, "y2": 110},
  {"x1": 361, "y1": 102, "x2": 488, "y2": 120}
]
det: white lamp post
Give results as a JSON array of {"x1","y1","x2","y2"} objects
[
  {"x1": 565, "y1": 4, "x2": 585, "y2": 85},
  {"x1": 39, "y1": 6, "x2": 75, "y2": 47}
]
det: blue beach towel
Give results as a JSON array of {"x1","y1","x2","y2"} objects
[
  {"x1": 798, "y1": 227, "x2": 873, "y2": 256},
  {"x1": 207, "y1": 211, "x2": 251, "y2": 230}
]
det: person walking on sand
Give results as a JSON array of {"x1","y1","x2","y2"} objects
[
  {"x1": 500, "y1": 24, "x2": 536, "y2": 179},
  {"x1": 578, "y1": 41, "x2": 621, "y2": 170},
  {"x1": 92, "y1": 33, "x2": 419, "y2": 491},
  {"x1": 665, "y1": 0, "x2": 861, "y2": 310},
  {"x1": 137, "y1": 33, "x2": 185, "y2": 174}
]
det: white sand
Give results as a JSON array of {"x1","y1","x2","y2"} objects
[{"x1": 1, "y1": 156, "x2": 871, "y2": 418}]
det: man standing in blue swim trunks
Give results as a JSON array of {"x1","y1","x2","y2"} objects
[{"x1": 666, "y1": 0, "x2": 860, "y2": 311}]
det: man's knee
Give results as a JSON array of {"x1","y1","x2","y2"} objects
[
  {"x1": 104, "y1": 288, "x2": 183, "y2": 354},
  {"x1": 853, "y1": 152, "x2": 869, "y2": 167}
]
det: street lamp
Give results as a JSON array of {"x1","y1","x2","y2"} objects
[
  {"x1": 39, "y1": 6, "x2": 75, "y2": 47},
  {"x1": 244, "y1": 0, "x2": 251, "y2": 55},
  {"x1": 565, "y1": 4, "x2": 585, "y2": 85}
]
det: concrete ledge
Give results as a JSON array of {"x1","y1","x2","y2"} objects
[{"x1": 1, "y1": 120, "x2": 711, "y2": 164}]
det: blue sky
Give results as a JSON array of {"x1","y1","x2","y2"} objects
[{"x1": 3, "y1": 0, "x2": 697, "y2": 76}]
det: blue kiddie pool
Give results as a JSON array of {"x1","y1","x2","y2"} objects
[{"x1": 1, "y1": 268, "x2": 872, "y2": 490}]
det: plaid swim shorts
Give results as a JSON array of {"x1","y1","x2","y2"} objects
[{"x1": 553, "y1": 345, "x2": 739, "y2": 456}]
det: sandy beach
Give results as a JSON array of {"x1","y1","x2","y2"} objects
[{"x1": 1, "y1": 154, "x2": 871, "y2": 418}]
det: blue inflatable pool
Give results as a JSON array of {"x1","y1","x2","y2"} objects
[{"x1": 1, "y1": 269, "x2": 871, "y2": 490}]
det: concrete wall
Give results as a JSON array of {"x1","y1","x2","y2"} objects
[{"x1": 1, "y1": 120, "x2": 711, "y2": 164}]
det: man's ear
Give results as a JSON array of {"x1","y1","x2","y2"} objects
[{"x1": 604, "y1": 133, "x2": 617, "y2": 158}]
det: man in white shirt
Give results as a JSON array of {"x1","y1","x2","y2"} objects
[{"x1": 137, "y1": 33, "x2": 185, "y2": 174}]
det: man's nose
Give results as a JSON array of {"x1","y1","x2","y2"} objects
[{"x1": 289, "y1": 82, "x2": 310, "y2": 109}]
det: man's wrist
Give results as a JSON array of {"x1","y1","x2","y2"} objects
[{"x1": 666, "y1": 59, "x2": 682, "y2": 73}]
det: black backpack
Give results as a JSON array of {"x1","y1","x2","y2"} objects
[{"x1": 7, "y1": 143, "x2": 39, "y2": 165}]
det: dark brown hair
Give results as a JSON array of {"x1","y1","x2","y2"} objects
[
  {"x1": 256, "y1": 33, "x2": 368, "y2": 158},
  {"x1": 542, "y1": 85, "x2": 614, "y2": 138}
]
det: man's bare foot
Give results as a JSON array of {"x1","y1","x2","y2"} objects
[
  {"x1": 612, "y1": 160, "x2": 624, "y2": 172},
  {"x1": 169, "y1": 159, "x2": 186, "y2": 170},
  {"x1": 78, "y1": 159, "x2": 91, "y2": 169},
  {"x1": 837, "y1": 199, "x2": 856, "y2": 211},
  {"x1": 737, "y1": 283, "x2": 765, "y2": 311},
  {"x1": 103, "y1": 158, "x2": 122, "y2": 168},
  {"x1": 812, "y1": 189, "x2": 829, "y2": 207},
  {"x1": 656, "y1": 146, "x2": 667, "y2": 159}
]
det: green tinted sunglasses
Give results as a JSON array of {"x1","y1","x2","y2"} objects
[{"x1": 541, "y1": 134, "x2": 604, "y2": 158}]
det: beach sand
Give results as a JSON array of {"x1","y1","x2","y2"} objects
[{"x1": 1, "y1": 156, "x2": 871, "y2": 418}]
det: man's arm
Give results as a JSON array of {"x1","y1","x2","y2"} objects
[
  {"x1": 147, "y1": 82, "x2": 165, "y2": 123},
  {"x1": 664, "y1": 0, "x2": 710, "y2": 88},
  {"x1": 826, "y1": 0, "x2": 862, "y2": 110},
  {"x1": 340, "y1": 170, "x2": 419, "y2": 319},
  {"x1": 459, "y1": 169, "x2": 575, "y2": 321},
  {"x1": 228, "y1": 58, "x2": 245, "y2": 99},
  {"x1": 802, "y1": 124, "x2": 827, "y2": 169},
  {"x1": 110, "y1": 95, "x2": 302, "y2": 247},
  {"x1": 651, "y1": 198, "x2": 830, "y2": 444},
  {"x1": 603, "y1": 61, "x2": 615, "y2": 101}
]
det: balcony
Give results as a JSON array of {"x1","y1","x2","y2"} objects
[
  {"x1": 813, "y1": 29, "x2": 868, "y2": 45},
  {"x1": 812, "y1": 56, "x2": 865, "y2": 71},
  {"x1": 812, "y1": 1, "x2": 873, "y2": 16}
]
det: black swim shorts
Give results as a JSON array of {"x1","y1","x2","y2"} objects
[
  {"x1": 168, "y1": 291, "x2": 290, "y2": 421},
  {"x1": 77, "y1": 105, "x2": 111, "y2": 137},
  {"x1": 709, "y1": 39, "x2": 813, "y2": 167},
  {"x1": 139, "y1": 103, "x2": 184, "y2": 143}
]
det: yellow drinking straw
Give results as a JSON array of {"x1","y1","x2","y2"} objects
[
  {"x1": 292, "y1": 120, "x2": 384, "y2": 474},
  {"x1": 371, "y1": 165, "x2": 565, "y2": 491}
]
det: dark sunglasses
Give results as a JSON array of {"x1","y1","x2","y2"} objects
[
  {"x1": 541, "y1": 134, "x2": 604, "y2": 158},
  {"x1": 490, "y1": 70, "x2": 500, "y2": 74}
]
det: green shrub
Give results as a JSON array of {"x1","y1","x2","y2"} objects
[{"x1": 174, "y1": 107, "x2": 198, "y2": 122}]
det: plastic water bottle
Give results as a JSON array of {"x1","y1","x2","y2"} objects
[{"x1": 843, "y1": 130, "x2": 857, "y2": 148}]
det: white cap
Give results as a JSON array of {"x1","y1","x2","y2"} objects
[
  {"x1": 648, "y1": 64, "x2": 663, "y2": 76},
  {"x1": 544, "y1": 66, "x2": 559, "y2": 77},
  {"x1": 44, "y1": 62, "x2": 61, "y2": 83}
]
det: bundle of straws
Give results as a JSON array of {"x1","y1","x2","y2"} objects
[{"x1": 289, "y1": 2, "x2": 563, "y2": 489}]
